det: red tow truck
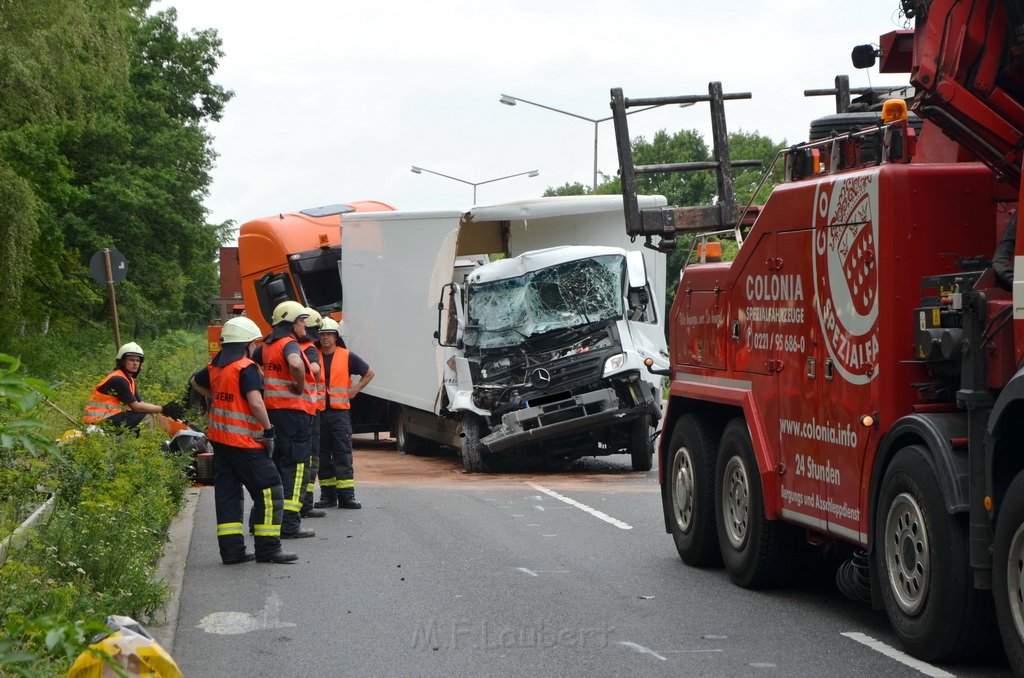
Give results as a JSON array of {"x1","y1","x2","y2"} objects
[{"x1": 611, "y1": 0, "x2": 1024, "y2": 669}]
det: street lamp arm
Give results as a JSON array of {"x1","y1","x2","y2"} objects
[
  {"x1": 499, "y1": 93, "x2": 598, "y2": 123},
  {"x1": 409, "y1": 166, "x2": 474, "y2": 187},
  {"x1": 474, "y1": 169, "x2": 540, "y2": 187}
]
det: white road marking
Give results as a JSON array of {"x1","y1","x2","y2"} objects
[
  {"x1": 526, "y1": 482, "x2": 633, "y2": 530},
  {"x1": 841, "y1": 632, "x2": 956, "y2": 677},
  {"x1": 517, "y1": 567, "x2": 538, "y2": 577},
  {"x1": 197, "y1": 591, "x2": 296, "y2": 635},
  {"x1": 617, "y1": 641, "x2": 667, "y2": 661},
  {"x1": 516, "y1": 567, "x2": 571, "y2": 577}
]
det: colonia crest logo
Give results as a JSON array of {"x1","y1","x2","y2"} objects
[{"x1": 812, "y1": 171, "x2": 880, "y2": 385}]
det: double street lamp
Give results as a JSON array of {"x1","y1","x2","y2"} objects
[
  {"x1": 499, "y1": 93, "x2": 674, "y2": 194},
  {"x1": 410, "y1": 166, "x2": 539, "y2": 204}
]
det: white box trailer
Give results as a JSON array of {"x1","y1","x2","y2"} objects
[{"x1": 340, "y1": 195, "x2": 667, "y2": 470}]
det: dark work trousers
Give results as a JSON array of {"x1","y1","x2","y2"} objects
[
  {"x1": 213, "y1": 440, "x2": 284, "y2": 562},
  {"x1": 268, "y1": 408, "x2": 312, "y2": 535},
  {"x1": 301, "y1": 411, "x2": 322, "y2": 513},
  {"x1": 320, "y1": 408, "x2": 354, "y2": 500}
]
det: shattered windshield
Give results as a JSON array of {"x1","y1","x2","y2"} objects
[{"x1": 465, "y1": 255, "x2": 625, "y2": 349}]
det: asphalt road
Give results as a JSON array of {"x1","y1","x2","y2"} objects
[{"x1": 168, "y1": 437, "x2": 1012, "y2": 678}]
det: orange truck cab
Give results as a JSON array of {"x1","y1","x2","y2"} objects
[{"x1": 207, "y1": 200, "x2": 393, "y2": 355}]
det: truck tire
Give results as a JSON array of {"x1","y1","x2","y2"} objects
[
  {"x1": 394, "y1": 412, "x2": 425, "y2": 455},
  {"x1": 665, "y1": 414, "x2": 721, "y2": 566},
  {"x1": 875, "y1": 445, "x2": 993, "y2": 661},
  {"x1": 993, "y1": 470, "x2": 1024, "y2": 674},
  {"x1": 460, "y1": 413, "x2": 488, "y2": 473},
  {"x1": 630, "y1": 414, "x2": 654, "y2": 472},
  {"x1": 714, "y1": 418, "x2": 784, "y2": 588}
]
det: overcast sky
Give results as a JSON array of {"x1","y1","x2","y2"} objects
[{"x1": 152, "y1": 0, "x2": 914, "y2": 230}]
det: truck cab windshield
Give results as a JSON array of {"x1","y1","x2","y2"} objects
[{"x1": 464, "y1": 255, "x2": 625, "y2": 349}]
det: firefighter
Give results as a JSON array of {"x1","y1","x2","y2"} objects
[
  {"x1": 189, "y1": 317, "x2": 297, "y2": 564},
  {"x1": 993, "y1": 209, "x2": 1017, "y2": 292},
  {"x1": 315, "y1": 318, "x2": 374, "y2": 509},
  {"x1": 252, "y1": 300, "x2": 317, "y2": 539},
  {"x1": 298, "y1": 307, "x2": 327, "y2": 519},
  {"x1": 84, "y1": 342, "x2": 185, "y2": 435}
]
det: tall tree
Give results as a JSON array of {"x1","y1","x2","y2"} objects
[{"x1": 0, "y1": 1, "x2": 232, "y2": 348}]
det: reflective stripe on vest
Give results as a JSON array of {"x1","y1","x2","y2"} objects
[
  {"x1": 262, "y1": 337, "x2": 317, "y2": 413},
  {"x1": 326, "y1": 348, "x2": 351, "y2": 410},
  {"x1": 84, "y1": 369, "x2": 136, "y2": 423},
  {"x1": 207, "y1": 357, "x2": 264, "y2": 449}
]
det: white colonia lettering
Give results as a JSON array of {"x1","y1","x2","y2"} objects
[{"x1": 745, "y1": 275, "x2": 805, "y2": 302}]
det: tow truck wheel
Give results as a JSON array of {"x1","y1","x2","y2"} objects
[
  {"x1": 629, "y1": 414, "x2": 654, "y2": 472},
  {"x1": 993, "y1": 470, "x2": 1024, "y2": 674},
  {"x1": 714, "y1": 418, "x2": 783, "y2": 588},
  {"x1": 875, "y1": 445, "x2": 992, "y2": 661},
  {"x1": 666, "y1": 414, "x2": 721, "y2": 566},
  {"x1": 460, "y1": 413, "x2": 488, "y2": 473}
]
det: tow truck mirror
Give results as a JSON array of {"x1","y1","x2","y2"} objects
[
  {"x1": 626, "y1": 251, "x2": 648, "y2": 289},
  {"x1": 851, "y1": 44, "x2": 880, "y2": 69}
]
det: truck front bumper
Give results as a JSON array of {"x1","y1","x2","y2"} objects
[{"x1": 480, "y1": 387, "x2": 656, "y2": 455}]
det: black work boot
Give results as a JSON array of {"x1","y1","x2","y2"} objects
[
  {"x1": 301, "y1": 507, "x2": 327, "y2": 518},
  {"x1": 281, "y1": 528, "x2": 316, "y2": 539},
  {"x1": 337, "y1": 494, "x2": 361, "y2": 510},
  {"x1": 314, "y1": 487, "x2": 337, "y2": 508},
  {"x1": 256, "y1": 550, "x2": 298, "y2": 564}
]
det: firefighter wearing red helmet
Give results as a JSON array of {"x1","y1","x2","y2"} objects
[
  {"x1": 84, "y1": 342, "x2": 185, "y2": 434},
  {"x1": 190, "y1": 317, "x2": 297, "y2": 564}
]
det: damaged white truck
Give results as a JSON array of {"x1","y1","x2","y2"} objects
[{"x1": 341, "y1": 196, "x2": 668, "y2": 471}]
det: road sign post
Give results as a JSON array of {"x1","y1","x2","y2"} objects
[{"x1": 90, "y1": 248, "x2": 127, "y2": 350}]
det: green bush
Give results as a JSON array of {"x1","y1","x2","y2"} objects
[{"x1": 0, "y1": 330, "x2": 206, "y2": 676}]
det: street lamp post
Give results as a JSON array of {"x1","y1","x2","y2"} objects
[
  {"x1": 410, "y1": 166, "x2": 539, "y2": 204},
  {"x1": 499, "y1": 94, "x2": 669, "y2": 194}
]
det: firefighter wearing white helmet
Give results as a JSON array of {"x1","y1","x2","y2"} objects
[
  {"x1": 250, "y1": 300, "x2": 318, "y2": 539},
  {"x1": 297, "y1": 307, "x2": 328, "y2": 519},
  {"x1": 84, "y1": 342, "x2": 185, "y2": 434},
  {"x1": 313, "y1": 315, "x2": 374, "y2": 510},
  {"x1": 189, "y1": 316, "x2": 297, "y2": 564}
]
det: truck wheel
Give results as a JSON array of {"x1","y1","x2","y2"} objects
[
  {"x1": 666, "y1": 414, "x2": 721, "y2": 566},
  {"x1": 875, "y1": 445, "x2": 993, "y2": 661},
  {"x1": 460, "y1": 413, "x2": 488, "y2": 473},
  {"x1": 714, "y1": 418, "x2": 783, "y2": 588},
  {"x1": 993, "y1": 470, "x2": 1024, "y2": 674},
  {"x1": 630, "y1": 414, "x2": 654, "y2": 472},
  {"x1": 394, "y1": 412, "x2": 424, "y2": 455}
]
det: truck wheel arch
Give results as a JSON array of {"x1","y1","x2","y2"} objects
[
  {"x1": 987, "y1": 369, "x2": 1024, "y2": 509},
  {"x1": 869, "y1": 413, "x2": 969, "y2": 542}
]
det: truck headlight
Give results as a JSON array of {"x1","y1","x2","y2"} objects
[{"x1": 603, "y1": 352, "x2": 626, "y2": 375}]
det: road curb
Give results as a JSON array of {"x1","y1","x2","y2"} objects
[{"x1": 148, "y1": 486, "x2": 201, "y2": 656}]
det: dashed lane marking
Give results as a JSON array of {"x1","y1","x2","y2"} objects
[
  {"x1": 841, "y1": 632, "x2": 955, "y2": 677},
  {"x1": 526, "y1": 482, "x2": 633, "y2": 530},
  {"x1": 616, "y1": 641, "x2": 667, "y2": 661}
]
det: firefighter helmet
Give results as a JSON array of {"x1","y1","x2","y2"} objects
[
  {"x1": 221, "y1": 317, "x2": 262, "y2": 344},
  {"x1": 319, "y1": 318, "x2": 340, "y2": 334},
  {"x1": 304, "y1": 307, "x2": 323, "y2": 328},
  {"x1": 116, "y1": 342, "x2": 144, "y2": 360},
  {"x1": 270, "y1": 300, "x2": 309, "y2": 325}
]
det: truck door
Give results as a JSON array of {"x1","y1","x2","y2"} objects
[
  {"x1": 813, "y1": 171, "x2": 881, "y2": 546},
  {"x1": 772, "y1": 229, "x2": 829, "y2": 531}
]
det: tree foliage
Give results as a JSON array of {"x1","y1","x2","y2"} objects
[{"x1": 0, "y1": 1, "x2": 232, "y2": 350}]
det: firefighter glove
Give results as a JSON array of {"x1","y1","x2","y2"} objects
[
  {"x1": 161, "y1": 402, "x2": 185, "y2": 419},
  {"x1": 258, "y1": 427, "x2": 275, "y2": 456}
]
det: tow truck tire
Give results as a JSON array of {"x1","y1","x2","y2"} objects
[
  {"x1": 875, "y1": 445, "x2": 993, "y2": 661},
  {"x1": 460, "y1": 413, "x2": 488, "y2": 473},
  {"x1": 714, "y1": 418, "x2": 784, "y2": 588},
  {"x1": 630, "y1": 414, "x2": 654, "y2": 472},
  {"x1": 666, "y1": 414, "x2": 721, "y2": 566},
  {"x1": 993, "y1": 470, "x2": 1024, "y2": 674}
]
